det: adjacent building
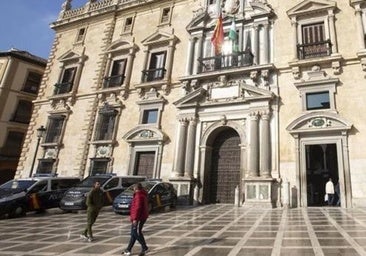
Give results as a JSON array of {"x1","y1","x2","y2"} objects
[
  {"x1": 16, "y1": 0, "x2": 366, "y2": 208},
  {"x1": 0, "y1": 49, "x2": 46, "y2": 184}
]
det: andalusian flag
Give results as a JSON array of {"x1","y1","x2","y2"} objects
[
  {"x1": 211, "y1": 13, "x2": 224, "y2": 55},
  {"x1": 228, "y1": 19, "x2": 238, "y2": 52}
]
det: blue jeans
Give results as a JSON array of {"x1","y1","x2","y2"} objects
[
  {"x1": 328, "y1": 194, "x2": 334, "y2": 206},
  {"x1": 127, "y1": 220, "x2": 148, "y2": 252}
]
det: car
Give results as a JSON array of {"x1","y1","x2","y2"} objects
[
  {"x1": 0, "y1": 175, "x2": 81, "y2": 218},
  {"x1": 60, "y1": 174, "x2": 146, "y2": 211},
  {"x1": 113, "y1": 180, "x2": 177, "y2": 214}
]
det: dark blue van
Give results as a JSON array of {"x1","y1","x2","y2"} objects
[{"x1": 0, "y1": 175, "x2": 80, "y2": 218}]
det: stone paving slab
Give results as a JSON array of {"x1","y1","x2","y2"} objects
[{"x1": 0, "y1": 206, "x2": 366, "y2": 255}]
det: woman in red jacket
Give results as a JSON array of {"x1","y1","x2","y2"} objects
[{"x1": 122, "y1": 183, "x2": 149, "y2": 256}]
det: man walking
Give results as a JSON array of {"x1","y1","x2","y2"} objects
[
  {"x1": 325, "y1": 178, "x2": 335, "y2": 206},
  {"x1": 122, "y1": 182, "x2": 149, "y2": 256},
  {"x1": 80, "y1": 180, "x2": 104, "y2": 242}
]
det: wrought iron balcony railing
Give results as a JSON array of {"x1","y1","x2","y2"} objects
[
  {"x1": 103, "y1": 74, "x2": 125, "y2": 88},
  {"x1": 141, "y1": 68, "x2": 166, "y2": 83},
  {"x1": 53, "y1": 82, "x2": 73, "y2": 95},
  {"x1": 198, "y1": 50, "x2": 254, "y2": 73},
  {"x1": 297, "y1": 40, "x2": 332, "y2": 60}
]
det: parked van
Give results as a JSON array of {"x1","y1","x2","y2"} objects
[
  {"x1": 0, "y1": 175, "x2": 81, "y2": 218},
  {"x1": 59, "y1": 174, "x2": 146, "y2": 211}
]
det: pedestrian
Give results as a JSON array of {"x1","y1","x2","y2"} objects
[
  {"x1": 325, "y1": 178, "x2": 335, "y2": 206},
  {"x1": 122, "y1": 182, "x2": 149, "y2": 256},
  {"x1": 80, "y1": 180, "x2": 104, "y2": 242},
  {"x1": 335, "y1": 181, "x2": 341, "y2": 206}
]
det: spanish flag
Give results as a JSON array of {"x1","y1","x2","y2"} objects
[{"x1": 211, "y1": 13, "x2": 224, "y2": 55}]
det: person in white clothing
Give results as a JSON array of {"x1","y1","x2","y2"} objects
[{"x1": 325, "y1": 178, "x2": 335, "y2": 206}]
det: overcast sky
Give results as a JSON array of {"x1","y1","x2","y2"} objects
[{"x1": 0, "y1": 0, "x2": 86, "y2": 59}]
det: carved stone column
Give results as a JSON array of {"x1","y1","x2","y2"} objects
[
  {"x1": 291, "y1": 17, "x2": 298, "y2": 60},
  {"x1": 173, "y1": 118, "x2": 188, "y2": 177},
  {"x1": 184, "y1": 118, "x2": 197, "y2": 178},
  {"x1": 260, "y1": 111, "x2": 271, "y2": 178},
  {"x1": 354, "y1": 4, "x2": 366, "y2": 50},
  {"x1": 262, "y1": 23, "x2": 269, "y2": 64},
  {"x1": 193, "y1": 36, "x2": 203, "y2": 74},
  {"x1": 186, "y1": 37, "x2": 195, "y2": 76},
  {"x1": 328, "y1": 10, "x2": 338, "y2": 54},
  {"x1": 124, "y1": 49, "x2": 135, "y2": 89},
  {"x1": 248, "y1": 111, "x2": 259, "y2": 177},
  {"x1": 252, "y1": 24, "x2": 259, "y2": 65}
]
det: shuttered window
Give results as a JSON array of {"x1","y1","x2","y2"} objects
[{"x1": 45, "y1": 116, "x2": 65, "y2": 143}]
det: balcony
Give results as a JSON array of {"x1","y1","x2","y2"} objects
[
  {"x1": 103, "y1": 74, "x2": 125, "y2": 89},
  {"x1": 53, "y1": 82, "x2": 73, "y2": 95},
  {"x1": 198, "y1": 50, "x2": 254, "y2": 73},
  {"x1": 141, "y1": 68, "x2": 166, "y2": 83},
  {"x1": 297, "y1": 40, "x2": 332, "y2": 60}
]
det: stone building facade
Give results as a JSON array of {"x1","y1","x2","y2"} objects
[
  {"x1": 0, "y1": 49, "x2": 46, "y2": 184},
  {"x1": 17, "y1": 0, "x2": 366, "y2": 208}
]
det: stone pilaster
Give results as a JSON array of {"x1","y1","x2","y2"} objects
[
  {"x1": 184, "y1": 117, "x2": 197, "y2": 178},
  {"x1": 248, "y1": 111, "x2": 259, "y2": 177},
  {"x1": 173, "y1": 118, "x2": 188, "y2": 177},
  {"x1": 260, "y1": 111, "x2": 271, "y2": 178}
]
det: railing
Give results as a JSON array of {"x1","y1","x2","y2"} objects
[
  {"x1": 198, "y1": 50, "x2": 254, "y2": 73},
  {"x1": 53, "y1": 82, "x2": 73, "y2": 95},
  {"x1": 141, "y1": 68, "x2": 166, "y2": 82},
  {"x1": 297, "y1": 40, "x2": 332, "y2": 59},
  {"x1": 103, "y1": 75, "x2": 125, "y2": 88}
]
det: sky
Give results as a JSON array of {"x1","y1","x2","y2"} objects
[{"x1": 0, "y1": 0, "x2": 86, "y2": 59}]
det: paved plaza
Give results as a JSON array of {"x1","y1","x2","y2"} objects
[{"x1": 1, "y1": 205, "x2": 366, "y2": 255}]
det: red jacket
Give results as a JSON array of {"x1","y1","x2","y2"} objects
[{"x1": 130, "y1": 189, "x2": 149, "y2": 221}]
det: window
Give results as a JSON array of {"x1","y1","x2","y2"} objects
[
  {"x1": 142, "y1": 109, "x2": 158, "y2": 124},
  {"x1": 54, "y1": 67, "x2": 76, "y2": 95},
  {"x1": 90, "y1": 159, "x2": 109, "y2": 175},
  {"x1": 294, "y1": 66, "x2": 338, "y2": 112},
  {"x1": 29, "y1": 180, "x2": 48, "y2": 193},
  {"x1": 160, "y1": 8, "x2": 171, "y2": 24},
  {"x1": 104, "y1": 59, "x2": 126, "y2": 88},
  {"x1": 1, "y1": 131, "x2": 24, "y2": 157},
  {"x1": 287, "y1": 1, "x2": 338, "y2": 61},
  {"x1": 23, "y1": 72, "x2": 42, "y2": 94},
  {"x1": 104, "y1": 178, "x2": 119, "y2": 189},
  {"x1": 12, "y1": 100, "x2": 32, "y2": 124},
  {"x1": 124, "y1": 17, "x2": 133, "y2": 33},
  {"x1": 306, "y1": 91, "x2": 330, "y2": 110},
  {"x1": 298, "y1": 23, "x2": 331, "y2": 59},
  {"x1": 76, "y1": 28, "x2": 86, "y2": 43},
  {"x1": 36, "y1": 159, "x2": 55, "y2": 174},
  {"x1": 45, "y1": 116, "x2": 65, "y2": 144},
  {"x1": 94, "y1": 105, "x2": 118, "y2": 141},
  {"x1": 142, "y1": 51, "x2": 166, "y2": 82}
]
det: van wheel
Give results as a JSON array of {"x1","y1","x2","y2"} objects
[
  {"x1": 148, "y1": 203, "x2": 153, "y2": 213},
  {"x1": 170, "y1": 198, "x2": 177, "y2": 209},
  {"x1": 9, "y1": 206, "x2": 25, "y2": 218}
]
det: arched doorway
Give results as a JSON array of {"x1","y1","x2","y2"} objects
[{"x1": 208, "y1": 128, "x2": 241, "y2": 204}]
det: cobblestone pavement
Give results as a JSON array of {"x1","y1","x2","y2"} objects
[{"x1": 1, "y1": 205, "x2": 366, "y2": 255}]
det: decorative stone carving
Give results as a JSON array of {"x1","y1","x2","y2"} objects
[
  {"x1": 45, "y1": 148, "x2": 58, "y2": 159},
  {"x1": 292, "y1": 66, "x2": 300, "y2": 80},
  {"x1": 139, "y1": 130, "x2": 155, "y2": 138},
  {"x1": 332, "y1": 61, "x2": 341, "y2": 75},
  {"x1": 96, "y1": 145, "x2": 111, "y2": 158},
  {"x1": 250, "y1": 71, "x2": 259, "y2": 84},
  {"x1": 308, "y1": 117, "x2": 331, "y2": 128},
  {"x1": 261, "y1": 69, "x2": 269, "y2": 86}
]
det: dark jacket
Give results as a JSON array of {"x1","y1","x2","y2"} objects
[
  {"x1": 86, "y1": 188, "x2": 104, "y2": 212},
  {"x1": 130, "y1": 189, "x2": 149, "y2": 221}
]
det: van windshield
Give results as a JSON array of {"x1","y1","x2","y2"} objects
[
  {"x1": 76, "y1": 176, "x2": 110, "y2": 187},
  {"x1": 0, "y1": 180, "x2": 37, "y2": 192}
]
